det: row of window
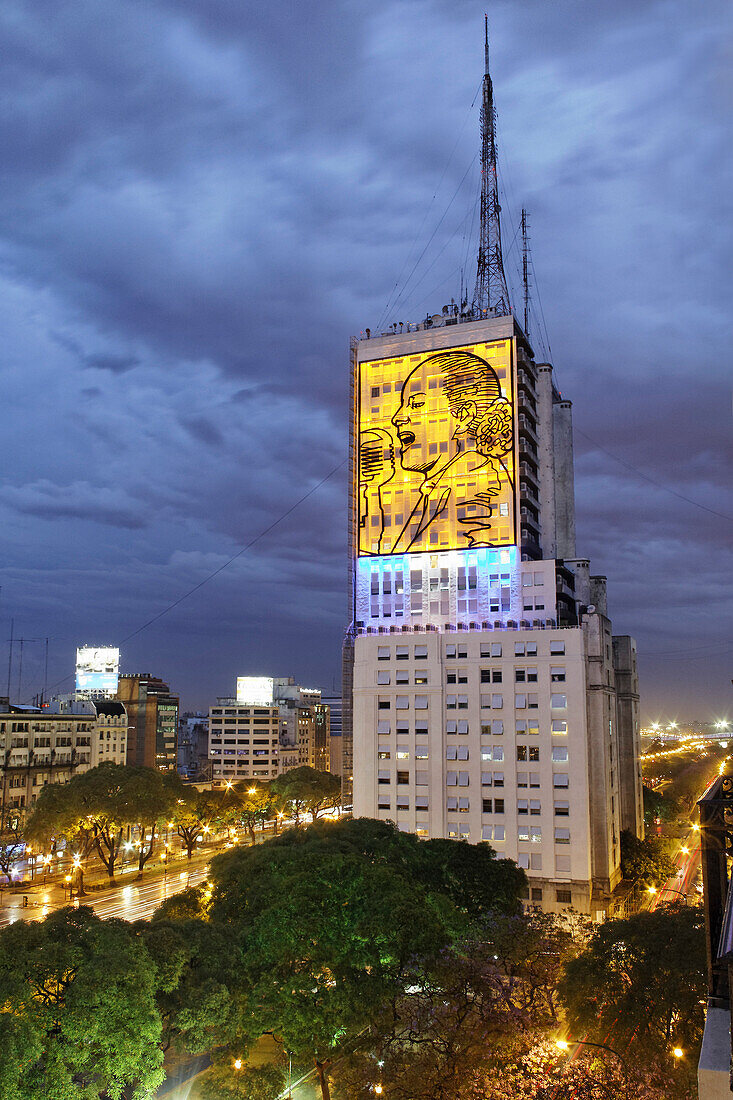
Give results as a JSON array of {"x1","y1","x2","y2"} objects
[
  {"x1": 376, "y1": 719, "x2": 567, "y2": 737},
  {"x1": 376, "y1": 667, "x2": 566, "y2": 686},
  {"x1": 378, "y1": 770, "x2": 570, "y2": 789},
  {"x1": 377, "y1": 693, "x2": 568, "y2": 711},
  {"x1": 376, "y1": 641, "x2": 566, "y2": 661}
]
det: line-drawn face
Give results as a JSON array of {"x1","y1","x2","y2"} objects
[{"x1": 391, "y1": 362, "x2": 454, "y2": 474}]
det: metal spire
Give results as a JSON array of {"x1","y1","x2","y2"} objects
[
  {"x1": 521, "y1": 207, "x2": 530, "y2": 335},
  {"x1": 471, "y1": 14, "x2": 511, "y2": 318}
]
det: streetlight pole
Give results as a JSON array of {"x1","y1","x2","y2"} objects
[{"x1": 555, "y1": 1038, "x2": 630, "y2": 1100}]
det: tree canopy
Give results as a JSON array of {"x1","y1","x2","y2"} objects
[
  {"x1": 0, "y1": 906, "x2": 163, "y2": 1100},
  {"x1": 559, "y1": 904, "x2": 706, "y2": 1087},
  {"x1": 620, "y1": 829, "x2": 678, "y2": 888},
  {"x1": 269, "y1": 766, "x2": 341, "y2": 822}
]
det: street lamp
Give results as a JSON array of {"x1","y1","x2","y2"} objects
[
  {"x1": 672, "y1": 1046, "x2": 684, "y2": 1060},
  {"x1": 233, "y1": 1057, "x2": 243, "y2": 1071},
  {"x1": 555, "y1": 1037, "x2": 629, "y2": 1099}
]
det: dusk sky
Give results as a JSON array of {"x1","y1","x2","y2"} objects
[{"x1": 0, "y1": 0, "x2": 730, "y2": 722}]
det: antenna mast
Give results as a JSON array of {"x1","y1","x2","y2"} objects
[
  {"x1": 471, "y1": 14, "x2": 511, "y2": 318},
  {"x1": 521, "y1": 208, "x2": 530, "y2": 335}
]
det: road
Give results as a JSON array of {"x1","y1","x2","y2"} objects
[{"x1": 0, "y1": 864, "x2": 209, "y2": 927}]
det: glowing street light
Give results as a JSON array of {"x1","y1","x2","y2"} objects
[
  {"x1": 672, "y1": 1047, "x2": 684, "y2": 1059},
  {"x1": 374, "y1": 1087, "x2": 383, "y2": 1096},
  {"x1": 233, "y1": 1057, "x2": 243, "y2": 1070}
]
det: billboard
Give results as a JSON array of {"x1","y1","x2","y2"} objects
[
  {"x1": 75, "y1": 646, "x2": 120, "y2": 695},
  {"x1": 236, "y1": 676, "x2": 274, "y2": 706},
  {"x1": 358, "y1": 339, "x2": 517, "y2": 556}
]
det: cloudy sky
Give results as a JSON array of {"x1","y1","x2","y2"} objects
[{"x1": 0, "y1": 0, "x2": 730, "y2": 721}]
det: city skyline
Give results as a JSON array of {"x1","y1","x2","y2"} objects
[{"x1": 0, "y1": 0, "x2": 730, "y2": 720}]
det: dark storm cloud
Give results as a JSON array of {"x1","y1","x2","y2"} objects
[{"x1": 0, "y1": 0, "x2": 730, "y2": 717}]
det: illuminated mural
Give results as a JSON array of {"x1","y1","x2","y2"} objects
[{"x1": 358, "y1": 340, "x2": 516, "y2": 555}]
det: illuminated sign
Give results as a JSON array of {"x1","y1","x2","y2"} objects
[
  {"x1": 75, "y1": 646, "x2": 120, "y2": 695},
  {"x1": 358, "y1": 339, "x2": 516, "y2": 556},
  {"x1": 236, "y1": 676, "x2": 274, "y2": 706}
]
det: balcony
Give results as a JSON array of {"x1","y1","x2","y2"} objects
[{"x1": 698, "y1": 775, "x2": 733, "y2": 1097}]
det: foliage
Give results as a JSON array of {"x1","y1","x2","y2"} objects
[
  {"x1": 25, "y1": 762, "x2": 168, "y2": 881},
  {"x1": 0, "y1": 819, "x2": 25, "y2": 880},
  {"x1": 620, "y1": 829, "x2": 677, "y2": 887},
  {"x1": 140, "y1": 917, "x2": 242, "y2": 1054},
  {"x1": 559, "y1": 903, "x2": 706, "y2": 1088},
  {"x1": 414, "y1": 836, "x2": 526, "y2": 917},
  {"x1": 269, "y1": 766, "x2": 341, "y2": 822},
  {"x1": 127, "y1": 765, "x2": 178, "y2": 875},
  {"x1": 642, "y1": 784, "x2": 677, "y2": 827},
  {"x1": 197, "y1": 1059, "x2": 285, "y2": 1100},
  {"x1": 166, "y1": 778, "x2": 229, "y2": 858},
  {"x1": 233, "y1": 780, "x2": 274, "y2": 843},
  {"x1": 0, "y1": 906, "x2": 163, "y2": 1100},
  {"x1": 205, "y1": 818, "x2": 471, "y2": 1099}
]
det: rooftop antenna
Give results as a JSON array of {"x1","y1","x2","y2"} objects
[
  {"x1": 471, "y1": 13, "x2": 511, "y2": 319},
  {"x1": 521, "y1": 208, "x2": 530, "y2": 336}
]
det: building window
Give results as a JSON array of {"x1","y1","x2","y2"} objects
[
  {"x1": 378, "y1": 698, "x2": 390, "y2": 710},
  {"x1": 556, "y1": 889, "x2": 572, "y2": 904},
  {"x1": 492, "y1": 695, "x2": 503, "y2": 709},
  {"x1": 554, "y1": 828, "x2": 571, "y2": 845},
  {"x1": 377, "y1": 671, "x2": 391, "y2": 685},
  {"x1": 396, "y1": 646, "x2": 408, "y2": 660},
  {"x1": 378, "y1": 770, "x2": 390, "y2": 785},
  {"x1": 414, "y1": 645, "x2": 428, "y2": 660},
  {"x1": 395, "y1": 696, "x2": 409, "y2": 710},
  {"x1": 530, "y1": 799, "x2": 541, "y2": 815},
  {"x1": 552, "y1": 720, "x2": 568, "y2": 734},
  {"x1": 552, "y1": 747, "x2": 568, "y2": 762},
  {"x1": 515, "y1": 694, "x2": 526, "y2": 710},
  {"x1": 553, "y1": 773, "x2": 569, "y2": 788},
  {"x1": 554, "y1": 801, "x2": 570, "y2": 816},
  {"x1": 550, "y1": 641, "x2": 566, "y2": 655},
  {"x1": 551, "y1": 694, "x2": 567, "y2": 709},
  {"x1": 493, "y1": 772, "x2": 504, "y2": 787},
  {"x1": 494, "y1": 798, "x2": 504, "y2": 813},
  {"x1": 414, "y1": 695, "x2": 428, "y2": 710},
  {"x1": 550, "y1": 667, "x2": 566, "y2": 682},
  {"x1": 446, "y1": 771, "x2": 458, "y2": 786}
]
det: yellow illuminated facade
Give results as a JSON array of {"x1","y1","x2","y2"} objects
[{"x1": 358, "y1": 339, "x2": 517, "y2": 556}]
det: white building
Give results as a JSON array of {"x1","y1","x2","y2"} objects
[
  {"x1": 0, "y1": 696, "x2": 127, "y2": 825},
  {"x1": 348, "y1": 314, "x2": 643, "y2": 917}
]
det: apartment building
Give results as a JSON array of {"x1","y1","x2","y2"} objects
[{"x1": 0, "y1": 696, "x2": 127, "y2": 826}]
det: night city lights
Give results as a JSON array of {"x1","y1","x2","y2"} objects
[{"x1": 0, "y1": 4, "x2": 729, "y2": 1100}]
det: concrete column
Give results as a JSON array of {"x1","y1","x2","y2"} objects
[
  {"x1": 612, "y1": 636, "x2": 644, "y2": 838},
  {"x1": 553, "y1": 399, "x2": 576, "y2": 559},
  {"x1": 536, "y1": 364, "x2": 556, "y2": 558}
]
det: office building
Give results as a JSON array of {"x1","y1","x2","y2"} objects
[
  {"x1": 115, "y1": 674, "x2": 179, "y2": 771},
  {"x1": 347, "y1": 25, "x2": 643, "y2": 916},
  {"x1": 208, "y1": 677, "x2": 332, "y2": 784}
]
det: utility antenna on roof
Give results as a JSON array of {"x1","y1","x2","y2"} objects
[
  {"x1": 471, "y1": 13, "x2": 511, "y2": 319},
  {"x1": 521, "y1": 208, "x2": 531, "y2": 336}
]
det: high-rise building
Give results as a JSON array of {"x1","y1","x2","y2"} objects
[
  {"x1": 322, "y1": 694, "x2": 344, "y2": 780},
  {"x1": 347, "y1": 26, "x2": 643, "y2": 917},
  {"x1": 115, "y1": 674, "x2": 179, "y2": 772}
]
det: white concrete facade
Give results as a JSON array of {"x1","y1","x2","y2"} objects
[{"x1": 352, "y1": 622, "x2": 611, "y2": 914}]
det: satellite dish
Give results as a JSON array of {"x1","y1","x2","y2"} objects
[{"x1": 586, "y1": 604, "x2": 596, "y2": 614}]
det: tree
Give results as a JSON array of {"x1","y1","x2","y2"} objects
[
  {"x1": 233, "y1": 780, "x2": 274, "y2": 845},
  {"x1": 167, "y1": 782, "x2": 227, "y2": 859},
  {"x1": 198, "y1": 1059, "x2": 285, "y2": 1100},
  {"x1": 127, "y1": 766, "x2": 177, "y2": 878},
  {"x1": 0, "y1": 818, "x2": 25, "y2": 883},
  {"x1": 25, "y1": 763, "x2": 141, "y2": 882},
  {"x1": 559, "y1": 904, "x2": 706, "y2": 1090},
  {"x1": 620, "y1": 829, "x2": 677, "y2": 888},
  {"x1": 140, "y1": 916, "x2": 242, "y2": 1055},
  {"x1": 270, "y1": 766, "x2": 340, "y2": 823},
  {"x1": 206, "y1": 824, "x2": 464, "y2": 1100},
  {"x1": 642, "y1": 785, "x2": 676, "y2": 828},
  {"x1": 0, "y1": 906, "x2": 164, "y2": 1099},
  {"x1": 414, "y1": 837, "x2": 526, "y2": 918}
]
